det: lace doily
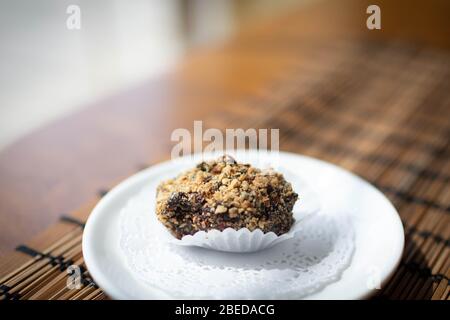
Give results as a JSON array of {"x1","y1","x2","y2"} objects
[{"x1": 119, "y1": 188, "x2": 354, "y2": 299}]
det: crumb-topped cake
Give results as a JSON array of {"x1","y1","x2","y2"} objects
[{"x1": 156, "y1": 155, "x2": 298, "y2": 239}]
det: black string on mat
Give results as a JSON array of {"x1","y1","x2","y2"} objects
[
  {"x1": 60, "y1": 215, "x2": 86, "y2": 228},
  {"x1": 15, "y1": 245, "x2": 74, "y2": 271}
]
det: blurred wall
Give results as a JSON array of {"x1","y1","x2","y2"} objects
[{"x1": 0, "y1": 0, "x2": 311, "y2": 150}]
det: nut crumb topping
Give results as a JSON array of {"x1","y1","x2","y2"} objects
[{"x1": 156, "y1": 155, "x2": 298, "y2": 239}]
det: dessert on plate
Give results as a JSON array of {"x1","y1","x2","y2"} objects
[{"x1": 156, "y1": 155, "x2": 298, "y2": 239}]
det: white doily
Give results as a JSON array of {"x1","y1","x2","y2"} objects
[{"x1": 119, "y1": 189, "x2": 355, "y2": 299}]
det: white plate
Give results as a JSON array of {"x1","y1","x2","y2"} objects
[{"x1": 83, "y1": 151, "x2": 404, "y2": 299}]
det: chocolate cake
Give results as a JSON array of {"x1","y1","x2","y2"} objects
[{"x1": 156, "y1": 155, "x2": 298, "y2": 239}]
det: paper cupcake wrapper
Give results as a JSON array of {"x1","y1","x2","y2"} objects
[
  {"x1": 167, "y1": 166, "x2": 321, "y2": 253},
  {"x1": 170, "y1": 216, "x2": 309, "y2": 253}
]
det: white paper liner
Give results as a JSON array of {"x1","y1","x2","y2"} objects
[
  {"x1": 171, "y1": 217, "x2": 307, "y2": 253},
  {"x1": 169, "y1": 166, "x2": 320, "y2": 252}
]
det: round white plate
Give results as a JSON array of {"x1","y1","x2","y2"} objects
[{"x1": 83, "y1": 151, "x2": 404, "y2": 299}]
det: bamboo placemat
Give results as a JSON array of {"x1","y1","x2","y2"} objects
[{"x1": 0, "y1": 39, "x2": 449, "y2": 300}]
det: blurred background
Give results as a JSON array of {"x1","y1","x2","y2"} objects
[{"x1": 0, "y1": 0, "x2": 311, "y2": 150}]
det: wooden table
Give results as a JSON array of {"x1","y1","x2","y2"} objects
[{"x1": 0, "y1": 0, "x2": 449, "y2": 300}]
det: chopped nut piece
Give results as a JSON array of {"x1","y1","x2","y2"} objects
[
  {"x1": 228, "y1": 207, "x2": 239, "y2": 218},
  {"x1": 230, "y1": 179, "x2": 240, "y2": 188},
  {"x1": 215, "y1": 205, "x2": 228, "y2": 214}
]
